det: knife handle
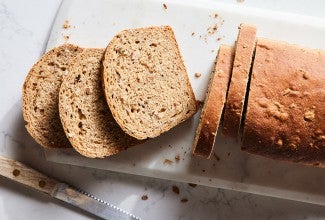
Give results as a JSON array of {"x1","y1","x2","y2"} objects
[{"x1": 0, "y1": 155, "x2": 59, "y2": 195}]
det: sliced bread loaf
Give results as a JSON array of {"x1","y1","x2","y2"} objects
[
  {"x1": 242, "y1": 38, "x2": 325, "y2": 167},
  {"x1": 59, "y1": 48, "x2": 142, "y2": 158},
  {"x1": 192, "y1": 45, "x2": 235, "y2": 159},
  {"x1": 222, "y1": 24, "x2": 257, "y2": 138},
  {"x1": 102, "y1": 26, "x2": 197, "y2": 140},
  {"x1": 22, "y1": 44, "x2": 83, "y2": 148}
]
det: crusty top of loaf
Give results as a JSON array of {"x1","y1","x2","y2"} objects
[
  {"x1": 193, "y1": 45, "x2": 235, "y2": 159},
  {"x1": 222, "y1": 24, "x2": 257, "y2": 138},
  {"x1": 59, "y1": 48, "x2": 142, "y2": 158},
  {"x1": 22, "y1": 44, "x2": 83, "y2": 148},
  {"x1": 242, "y1": 38, "x2": 325, "y2": 167},
  {"x1": 102, "y1": 26, "x2": 197, "y2": 140}
]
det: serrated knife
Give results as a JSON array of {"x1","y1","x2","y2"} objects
[{"x1": 0, "y1": 155, "x2": 141, "y2": 220}]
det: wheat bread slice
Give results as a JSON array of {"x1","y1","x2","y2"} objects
[
  {"x1": 102, "y1": 26, "x2": 197, "y2": 140},
  {"x1": 22, "y1": 44, "x2": 83, "y2": 148},
  {"x1": 59, "y1": 48, "x2": 142, "y2": 158},
  {"x1": 222, "y1": 24, "x2": 257, "y2": 138},
  {"x1": 242, "y1": 38, "x2": 325, "y2": 167},
  {"x1": 192, "y1": 45, "x2": 235, "y2": 159}
]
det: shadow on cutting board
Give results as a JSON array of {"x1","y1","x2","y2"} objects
[{"x1": 186, "y1": 127, "x2": 325, "y2": 203}]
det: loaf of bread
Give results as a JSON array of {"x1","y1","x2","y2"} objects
[
  {"x1": 102, "y1": 26, "x2": 197, "y2": 140},
  {"x1": 22, "y1": 44, "x2": 83, "y2": 148},
  {"x1": 222, "y1": 24, "x2": 256, "y2": 138},
  {"x1": 192, "y1": 45, "x2": 234, "y2": 159},
  {"x1": 59, "y1": 48, "x2": 142, "y2": 158},
  {"x1": 242, "y1": 38, "x2": 325, "y2": 167}
]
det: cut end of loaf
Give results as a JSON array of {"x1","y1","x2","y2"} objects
[{"x1": 102, "y1": 26, "x2": 197, "y2": 140}]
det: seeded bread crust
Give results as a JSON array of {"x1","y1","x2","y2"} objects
[
  {"x1": 192, "y1": 45, "x2": 235, "y2": 159},
  {"x1": 102, "y1": 26, "x2": 197, "y2": 140},
  {"x1": 22, "y1": 44, "x2": 83, "y2": 148},
  {"x1": 242, "y1": 38, "x2": 325, "y2": 167},
  {"x1": 222, "y1": 24, "x2": 257, "y2": 138},
  {"x1": 59, "y1": 48, "x2": 142, "y2": 158}
]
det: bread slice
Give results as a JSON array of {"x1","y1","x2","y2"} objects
[
  {"x1": 22, "y1": 44, "x2": 83, "y2": 148},
  {"x1": 222, "y1": 24, "x2": 257, "y2": 138},
  {"x1": 242, "y1": 38, "x2": 325, "y2": 167},
  {"x1": 192, "y1": 45, "x2": 235, "y2": 159},
  {"x1": 59, "y1": 48, "x2": 142, "y2": 158},
  {"x1": 102, "y1": 26, "x2": 197, "y2": 140}
]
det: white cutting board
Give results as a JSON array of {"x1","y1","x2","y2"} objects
[{"x1": 45, "y1": 0, "x2": 325, "y2": 205}]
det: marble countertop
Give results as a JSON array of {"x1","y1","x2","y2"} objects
[{"x1": 0, "y1": 0, "x2": 324, "y2": 219}]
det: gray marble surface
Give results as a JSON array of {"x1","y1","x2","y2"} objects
[{"x1": 0, "y1": 0, "x2": 325, "y2": 219}]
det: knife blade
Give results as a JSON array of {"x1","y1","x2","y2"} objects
[
  {"x1": 0, "y1": 155, "x2": 141, "y2": 220},
  {"x1": 52, "y1": 183, "x2": 140, "y2": 220}
]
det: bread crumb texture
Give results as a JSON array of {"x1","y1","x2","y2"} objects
[
  {"x1": 242, "y1": 38, "x2": 325, "y2": 166},
  {"x1": 59, "y1": 48, "x2": 141, "y2": 158},
  {"x1": 23, "y1": 44, "x2": 83, "y2": 148},
  {"x1": 102, "y1": 26, "x2": 197, "y2": 140}
]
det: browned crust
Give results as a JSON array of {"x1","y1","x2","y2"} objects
[
  {"x1": 193, "y1": 45, "x2": 235, "y2": 158},
  {"x1": 242, "y1": 38, "x2": 325, "y2": 167},
  {"x1": 222, "y1": 24, "x2": 257, "y2": 138},
  {"x1": 22, "y1": 44, "x2": 83, "y2": 148},
  {"x1": 102, "y1": 26, "x2": 197, "y2": 140}
]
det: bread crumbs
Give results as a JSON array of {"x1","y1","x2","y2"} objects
[
  {"x1": 163, "y1": 3, "x2": 167, "y2": 10},
  {"x1": 141, "y1": 195, "x2": 148, "y2": 200},
  {"x1": 62, "y1": 20, "x2": 71, "y2": 29},
  {"x1": 172, "y1": 185, "x2": 180, "y2": 194},
  {"x1": 62, "y1": 34, "x2": 70, "y2": 41},
  {"x1": 207, "y1": 24, "x2": 218, "y2": 35},
  {"x1": 191, "y1": 32, "x2": 195, "y2": 36},
  {"x1": 164, "y1": 159, "x2": 173, "y2": 165},
  {"x1": 195, "y1": 72, "x2": 202, "y2": 78},
  {"x1": 181, "y1": 198, "x2": 188, "y2": 203},
  {"x1": 175, "y1": 154, "x2": 180, "y2": 162}
]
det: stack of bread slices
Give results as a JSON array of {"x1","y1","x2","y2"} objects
[
  {"x1": 23, "y1": 26, "x2": 197, "y2": 158},
  {"x1": 23, "y1": 24, "x2": 324, "y2": 167}
]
